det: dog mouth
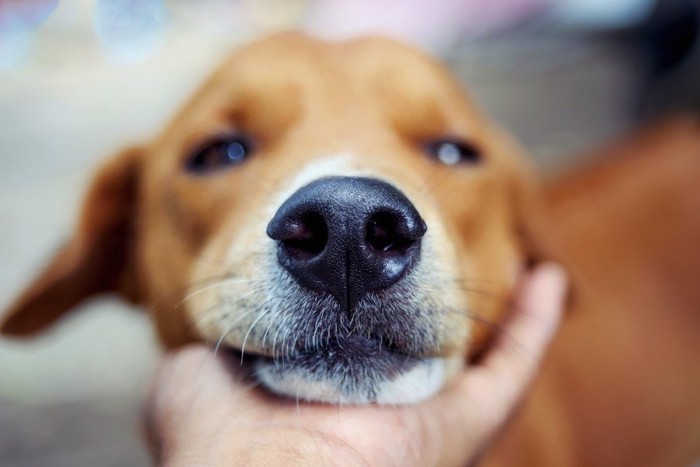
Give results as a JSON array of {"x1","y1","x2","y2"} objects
[
  {"x1": 196, "y1": 247, "x2": 466, "y2": 404},
  {"x1": 226, "y1": 334, "x2": 449, "y2": 405},
  {"x1": 201, "y1": 258, "x2": 463, "y2": 404},
  {"x1": 256, "y1": 334, "x2": 419, "y2": 376}
]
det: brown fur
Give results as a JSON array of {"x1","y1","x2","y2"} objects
[
  {"x1": 485, "y1": 115, "x2": 700, "y2": 466},
  {"x1": 2, "y1": 34, "x2": 700, "y2": 464},
  {"x1": 1, "y1": 33, "x2": 543, "y2": 355}
]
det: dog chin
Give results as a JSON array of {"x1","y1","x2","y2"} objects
[{"x1": 251, "y1": 336, "x2": 458, "y2": 404}]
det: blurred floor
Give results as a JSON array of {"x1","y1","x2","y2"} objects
[
  {"x1": 0, "y1": 398, "x2": 147, "y2": 467},
  {"x1": 0, "y1": 5, "x2": 641, "y2": 466}
]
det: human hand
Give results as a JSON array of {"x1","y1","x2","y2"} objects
[{"x1": 147, "y1": 263, "x2": 567, "y2": 466}]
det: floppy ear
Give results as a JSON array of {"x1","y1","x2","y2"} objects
[{"x1": 0, "y1": 148, "x2": 142, "y2": 336}]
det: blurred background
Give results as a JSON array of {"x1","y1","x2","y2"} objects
[{"x1": 0, "y1": 0, "x2": 698, "y2": 465}]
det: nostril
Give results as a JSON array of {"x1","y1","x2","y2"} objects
[
  {"x1": 267, "y1": 177, "x2": 428, "y2": 310},
  {"x1": 280, "y1": 212, "x2": 328, "y2": 260},
  {"x1": 366, "y1": 211, "x2": 418, "y2": 255}
]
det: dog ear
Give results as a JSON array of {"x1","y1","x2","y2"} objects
[{"x1": 0, "y1": 147, "x2": 142, "y2": 336}]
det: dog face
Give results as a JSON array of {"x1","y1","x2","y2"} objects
[{"x1": 1, "y1": 33, "x2": 550, "y2": 404}]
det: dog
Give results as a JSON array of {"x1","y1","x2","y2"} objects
[
  {"x1": 487, "y1": 116, "x2": 700, "y2": 466},
  {"x1": 0, "y1": 32, "x2": 551, "y2": 405},
  {"x1": 2, "y1": 33, "x2": 700, "y2": 465}
]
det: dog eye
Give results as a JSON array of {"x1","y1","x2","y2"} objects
[
  {"x1": 423, "y1": 139, "x2": 481, "y2": 166},
  {"x1": 185, "y1": 136, "x2": 252, "y2": 173}
]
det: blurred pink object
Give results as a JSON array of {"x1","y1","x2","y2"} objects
[
  {"x1": 304, "y1": 0, "x2": 551, "y2": 52},
  {"x1": 0, "y1": 0, "x2": 57, "y2": 27},
  {"x1": 0, "y1": 0, "x2": 57, "y2": 69}
]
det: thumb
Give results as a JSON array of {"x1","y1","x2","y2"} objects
[{"x1": 425, "y1": 263, "x2": 567, "y2": 463}]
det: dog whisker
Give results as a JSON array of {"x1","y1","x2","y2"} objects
[
  {"x1": 212, "y1": 288, "x2": 268, "y2": 355},
  {"x1": 440, "y1": 305, "x2": 534, "y2": 363},
  {"x1": 432, "y1": 285, "x2": 510, "y2": 304},
  {"x1": 176, "y1": 277, "x2": 261, "y2": 309},
  {"x1": 259, "y1": 300, "x2": 277, "y2": 349},
  {"x1": 447, "y1": 276, "x2": 510, "y2": 289},
  {"x1": 189, "y1": 282, "x2": 267, "y2": 328},
  {"x1": 210, "y1": 310, "x2": 258, "y2": 355},
  {"x1": 271, "y1": 309, "x2": 295, "y2": 366},
  {"x1": 240, "y1": 307, "x2": 274, "y2": 365},
  {"x1": 144, "y1": 272, "x2": 257, "y2": 321}
]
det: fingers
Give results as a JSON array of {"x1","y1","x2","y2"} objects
[
  {"x1": 146, "y1": 264, "x2": 568, "y2": 467},
  {"x1": 478, "y1": 262, "x2": 567, "y2": 387},
  {"x1": 430, "y1": 263, "x2": 567, "y2": 455},
  {"x1": 145, "y1": 346, "x2": 239, "y2": 455},
  {"x1": 147, "y1": 347, "x2": 377, "y2": 466}
]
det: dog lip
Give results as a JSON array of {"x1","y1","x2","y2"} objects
[
  {"x1": 241, "y1": 335, "x2": 409, "y2": 360},
  {"x1": 242, "y1": 335, "x2": 419, "y2": 377},
  {"x1": 295, "y1": 335, "x2": 407, "y2": 360},
  {"x1": 233, "y1": 335, "x2": 449, "y2": 404}
]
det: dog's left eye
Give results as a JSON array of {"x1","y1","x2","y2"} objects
[
  {"x1": 423, "y1": 139, "x2": 482, "y2": 166},
  {"x1": 185, "y1": 136, "x2": 252, "y2": 173}
]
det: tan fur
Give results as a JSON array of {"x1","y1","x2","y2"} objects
[
  {"x1": 1, "y1": 33, "x2": 538, "y2": 356},
  {"x1": 2, "y1": 33, "x2": 698, "y2": 464},
  {"x1": 484, "y1": 116, "x2": 700, "y2": 466}
]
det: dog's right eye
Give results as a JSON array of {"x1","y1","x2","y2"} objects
[
  {"x1": 185, "y1": 136, "x2": 252, "y2": 173},
  {"x1": 423, "y1": 138, "x2": 482, "y2": 166}
]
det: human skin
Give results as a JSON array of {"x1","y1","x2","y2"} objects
[{"x1": 147, "y1": 263, "x2": 567, "y2": 466}]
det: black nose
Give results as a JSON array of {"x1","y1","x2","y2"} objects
[{"x1": 266, "y1": 177, "x2": 426, "y2": 311}]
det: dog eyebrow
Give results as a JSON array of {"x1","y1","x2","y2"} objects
[{"x1": 222, "y1": 81, "x2": 303, "y2": 140}]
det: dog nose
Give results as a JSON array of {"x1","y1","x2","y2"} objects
[{"x1": 267, "y1": 177, "x2": 426, "y2": 311}]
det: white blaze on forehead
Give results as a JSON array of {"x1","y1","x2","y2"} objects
[
  {"x1": 288, "y1": 153, "x2": 363, "y2": 189},
  {"x1": 269, "y1": 153, "x2": 376, "y2": 214}
]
